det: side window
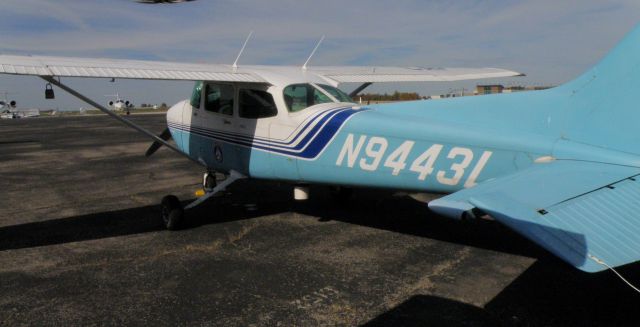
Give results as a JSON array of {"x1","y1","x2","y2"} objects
[
  {"x1": 283, "y1": 84, "x2": 332, "y2": 112},
  {"x1": 204, "y1": 84, "x2": 234, "y2": 115},
  {"x1": 239, "y1": 89, "x2": 277, "y2": 119},
  {"x1": 190, "y1": 81, "x2": 202, "y2": 108}
]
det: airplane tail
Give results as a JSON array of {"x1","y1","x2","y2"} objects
[
  {"x1": 554, "y1": 23, "x2": 640, "y2": 155},
  {"x1": 429, "y1": 25, "x2": 640, "y2": 275}
]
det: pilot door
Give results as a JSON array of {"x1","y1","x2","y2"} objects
[{"x1": 188, "y1": 82, "x2": 238, "y2": 171}]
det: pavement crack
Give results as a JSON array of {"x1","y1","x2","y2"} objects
[{"x1": 382, "y1": 247, "x2": 472, "y2": 309}]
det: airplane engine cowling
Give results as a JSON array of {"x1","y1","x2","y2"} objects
[
  {"x1": 9, "y1": 100, "x2": 16, "y2": 107},
  {"x1": 108, "y1": 101, "x2": 114, "y2": 106}
]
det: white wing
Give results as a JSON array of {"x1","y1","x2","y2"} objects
[
  {"x1": 0, "y1": 54, "x2": 522, "y2": 84},
  {"x1": 0, "y1": 55, "x2": 266, "y2": 83}
]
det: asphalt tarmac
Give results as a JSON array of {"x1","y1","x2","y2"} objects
[{"x1": 0, "y1": 115, "x2": 639, "y2": 326}]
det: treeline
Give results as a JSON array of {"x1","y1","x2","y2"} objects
[{"x1": 358, "y1": 91, "x2": 424, "y2": 101}]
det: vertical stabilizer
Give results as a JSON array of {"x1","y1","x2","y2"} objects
[{"x1": 557, "y1": 23, "x2": 640, "y2": 154}]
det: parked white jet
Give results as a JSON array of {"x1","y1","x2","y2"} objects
[
  {"x1": 0, "y1": 91, "x2": 19, "y2": 119},
  {"x1": 106, "y1": 93, "x2": 134, "y2": 114}
]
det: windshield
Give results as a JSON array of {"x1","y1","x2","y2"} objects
[
  {"x1": 283, "y1": 83, "x2": 355, "y2": 112},
  {"x1": 283, "y1": 83, "x2": 333, "y2": 112},
  {"x1": 317, "y1": 84, "x2": 353, "y2": 103},
  {"x1": 190, "y1": 81, "x2": 203, "y2": 108}
]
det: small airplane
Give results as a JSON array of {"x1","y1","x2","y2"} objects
[
  {"x1": 0, "y1": 91, "x2": 41, "y2": 119},
  {"x1": 2, "y1": 23, "x2": 640, "y2": 276},
  {"x1": 106, "y1": 93, "x2": 134, "y2": 115},
  {"x1": 0, "y1": 104, "x2": 18, "y2": 119},
  {"x1": 0, "y1": 91, "x2": 17, "y2": 118}
]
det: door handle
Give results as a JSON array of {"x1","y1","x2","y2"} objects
[{"x1": 223, "y1": 119, "x2": 231, "y2": 125}]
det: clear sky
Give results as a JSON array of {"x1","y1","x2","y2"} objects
[{"x1": 1, "y1": 0, "x2": 640, "y2": 109}]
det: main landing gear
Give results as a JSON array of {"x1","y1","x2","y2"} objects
[{"x1": 159, "y1": 170, "x2": 245, "y2": 230}]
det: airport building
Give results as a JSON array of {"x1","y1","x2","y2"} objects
[{"x1": 475, "y1": 84, "x2": 553, "y2": 95}]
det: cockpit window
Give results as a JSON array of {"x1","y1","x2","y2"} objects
[
  {"x1": 239, "y1": 89, "x2": 277, "y2": 119},
  {"x1": 317, "y1": 84, "x2": 353, "y2": 103},
  {"x1": 283, "y1": 83, "x2": 333, "y2": 112},
  {"x1": 204, "y1": 84, "x2": 234, "y2": 115},
  {"x1": 190, "y1": 81, "x2": 202, "y2": 109}
]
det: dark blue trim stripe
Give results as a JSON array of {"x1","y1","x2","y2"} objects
[
  {"x1": 168, "y1": 108, "x2": 365, "y2": 159},
  {"x1": 196, "y1": 107, "x2": 347, "y2": 146},
  {"x1": 170, "y1": 108, "x2": 349, "y2": 151}
]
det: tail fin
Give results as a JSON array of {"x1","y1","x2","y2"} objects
[{"x1": 557, "y1": 23, "x2": 640, "y2": 154}]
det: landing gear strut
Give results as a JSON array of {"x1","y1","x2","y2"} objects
[
  {"x1": 159, "y1": 170, "x2": 246, "y2": 230},
  {"x1": 203, "y1": 171, "x2": 216, "y2": 192}
]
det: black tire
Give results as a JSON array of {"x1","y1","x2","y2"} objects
[{"x1": 161, "y1": 195, "x2": 183, "y2": 230}]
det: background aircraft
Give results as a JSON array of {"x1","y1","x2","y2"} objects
[
  {"x1": 106, "y1": 93, "x2": 134, "y2": 115},
  {"x1": 0, "y1": 91, "x2": 18, "y2": 119}
]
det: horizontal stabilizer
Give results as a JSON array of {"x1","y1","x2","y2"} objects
[{"x1": 430, "y1": 160, "x2": 640, "y2": 272}]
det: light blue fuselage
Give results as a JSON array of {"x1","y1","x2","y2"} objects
[{"x1": 168, "y1": 91, "x2": 558, "y2": 194}]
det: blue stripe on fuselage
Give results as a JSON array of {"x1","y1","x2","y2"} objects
[{"x1": 168, "y1": 107, "x2": 365, "y2": 159}]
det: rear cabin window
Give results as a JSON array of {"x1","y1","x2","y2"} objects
[
  {"x1": 190, "y1": 81, "x2": 202, "y2": 108},
  {"x1": 239, "y1": 89, "x2": 277, "y2": 119},
  {"x1": 283, "y1": 83, "x2": 332, "y2": 112},
  {"x1": 204, "y1": 84, "x2": 234, "y2": 116}
]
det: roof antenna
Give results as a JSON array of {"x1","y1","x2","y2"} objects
[
  {"x1": 302, "y1": 35, "x2": 325, "y2": 71},
  {"x1": 232, "y1": 31, "x2": 253, "y2": 70}
]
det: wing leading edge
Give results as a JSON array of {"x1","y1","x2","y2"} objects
[{"x1": 429, "y1": 160, "x2": 640, "y2": 272}]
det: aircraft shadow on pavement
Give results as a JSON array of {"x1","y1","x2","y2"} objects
[
  {"x1": 0, "y1": 192, "x2": 291, "y2": 251},
  {"x1": 296, "y1": 185, "x2": 551, "y2": 260},
  {"x1": 2, "y1": 179, "x2": 639, "y2": 325},
  {"x1": 1, "y1": 179, "x2": 550, "y2": 260},
  {"x1": 361, "y1": 260, "x2": 640, "y2": 327}
]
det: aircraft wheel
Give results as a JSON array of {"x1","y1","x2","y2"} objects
[{"x1": 161, "y1": 195, "x2": 183, "y2": 230}]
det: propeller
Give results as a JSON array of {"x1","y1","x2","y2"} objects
[{"x1": 145, "y1": 128, "x2": 172, "y2": 157}]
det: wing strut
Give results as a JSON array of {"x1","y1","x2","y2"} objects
[
  {"x1": 349, "y1": 82, "x2": 372, "y2": 98},
  {"x1": 41, "y1": 76, "x2": 204, "y2": 166}
]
